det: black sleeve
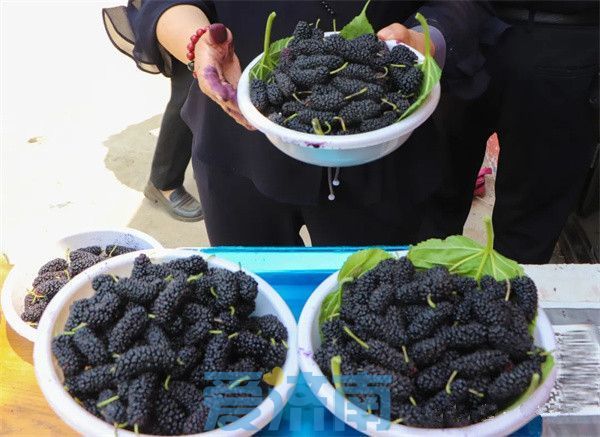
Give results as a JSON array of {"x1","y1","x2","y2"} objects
[
  {"x1": 131, "y1": 0, "x2": 217, "y2": 75},
  {"x1": 407, "y1": 1, "x2": 509, "y2": 99}
]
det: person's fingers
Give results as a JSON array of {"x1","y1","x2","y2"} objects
[
  {"x1": 377, "y1": 23, "x2": 410, "y2": 42},
  {"x1": 208, "y1": 23, "x2": 228, "y2": 44}
]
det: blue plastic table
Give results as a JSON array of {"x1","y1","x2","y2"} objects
[{"x1": 201, "y1": 247, "x2": 543, "y2": 436}]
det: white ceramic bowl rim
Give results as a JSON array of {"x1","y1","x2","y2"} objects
[
  {"x1": 1, "y1": 227, "x2": 163, "y2": 342},
  {"x1": 237, "y1": 37, "x2": 440, "y2": 150},
  {"x1": 33, "y1": 248, "x2": 300, "y2": 436},
  {"x1": 297, "y1": 271, "x2": 559, "y2": 436}
]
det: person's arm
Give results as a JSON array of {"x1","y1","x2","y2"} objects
[
  {"x1": 156, "y1": 5, "x2": 210, "y2": 64},
  {"x1": 137, "y1": 2, "x2": 253, "y2": 130}
]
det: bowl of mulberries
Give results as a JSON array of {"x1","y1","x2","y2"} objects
[
  {"x1": 1, "y1": 227, "x2": 162, "y2": 342},
  {"x1": 33, "y1": 249, "x2": 298, "y2": 436},
  {"x1": 298, "y1": 250, "x2": 557, "y2": 436},
  {"x1": 237, "y1": 9, "x2": 441, "y2": 167}
]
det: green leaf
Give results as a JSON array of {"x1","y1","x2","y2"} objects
[
  {"x1": 408, "y1": 216, "x2": 524, "y2": 282},
  {"x1": 400, "y1": 13, "x2": 442, "y2": 119},
  {"x1": 528, "y1": 314, "x2": 538, "y2": 335},
  {"x1": 339, "y1": 0, "x2": 374, "y2": 40},
  {"x1": 540, "y1": 352, "x2": 555, "y2": 383},
  {"x1": 250, "y1": 12, "x2": 293, "y2": 81},
  {"x1": 318, "y1": 248, "x2": 393, "y2": 329}
]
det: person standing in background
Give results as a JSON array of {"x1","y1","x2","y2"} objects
[
  {"x1": 395, "y1": 0, "x2": 598, "y2": 263},
  {"x1": 103, "y1": 3, "x2": 204, "y2": 222}
]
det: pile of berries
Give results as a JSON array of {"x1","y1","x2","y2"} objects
[
  {"x1": 315, "y1": 257, "x2": 546, "y2": 428},
  {"x1": 250, "y1": 21, "x2": 423, "y2": 135},
  {"x1": 21, "y1": 245, "x2": 135, "y2": 326},
  {"x1": 52, "y1": 254, "x2": 288, "y2": 435}
]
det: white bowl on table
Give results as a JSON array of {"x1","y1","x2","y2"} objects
[
  {"x1": 34, "y1": 248, "x2": 299, "y2": 437},
  {"x1": 237, "y1": 35, "x2": 441, "y2": 168},
  {"x1": 1, "y1": 228, "x2": 162, "y2": 342},
  {"x1": 297, "y1": 271, "x2": 558, "y2": 437}
]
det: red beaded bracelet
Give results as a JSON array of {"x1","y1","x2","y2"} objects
[{"x1": 186, "y1": 27, "x2": 208, "y2": 77}]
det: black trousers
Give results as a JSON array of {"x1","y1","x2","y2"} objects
[
  {"x1": 150, "y1": 62, "x2": 194, "y2": 191},
  {"x1": 194, "y1": 161, "x2": 428, "y2": 246},
  {"x1": 431, "y1": 22, "x2": 599, "y2": 263}
]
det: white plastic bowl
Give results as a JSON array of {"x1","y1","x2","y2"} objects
[
  {"x1": 298, "y1": 271, "x2": 558, "y2": 436},
  {"x1": 237, "y1": 36, "x2": 441, "y2": 167},
  {"x1": 1, "y1": 228, "x2": 162, "y2": 342},
  {"x1": 34, "y1": 248, "x2": 299, "y2": 437}
]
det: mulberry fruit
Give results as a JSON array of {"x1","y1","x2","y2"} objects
[
  {"x1": 289, "y1": 38, "x2": 324, "y2": 56},
  {"x1": 250, "y1": 314, "x2": 288, "y2": 341},
  {"x1": 76, "y1": 292, "x2": 122, "y2": 329},
  {"x1": 338, "y1": 99, "x2": 381, "y2": 124},
  {"x1": 126, "y1": 372, "x2": 158, "y2": 430},
  {"x1": 73, "y1": 326, "x2": 110, "y2": 366},
  {"x1": 382, "y1": 91, "x2": 410, "y2": 114},
  {"x1": 274, "y1": 71, "x2": 297, "y2": 97},
  {"x1": 182, "y1": 404, "x2": 210, "y2": 434},
  {"x1": 471, "y1": 293, "x2": 511, "y2": 326},
  {"x1": 337, "y1": 63, "x2": 379, "y2": 81},
  {"x1": 201, "y1": 334, "x2": 231, "y2": 373},
  {"x1": 38, "y1": 258, "x2": 68, "y2": 276},
  {"x1": 154, "y1": 390, "x2": 186, "y2": 435},
  {"x1": 487, "y1": 325, "x2": 533, "y2": 360},
  {"x1": 297, "y1": 109, "x2": 335, "y2": 124},
  {"x1": 390, "y1": 44, "x2": 418, "y2": 66},
  {"x1": 33, "y1": 270, "x2": 69, "y2": 288},
  {"x1": 151, "y1": 276, "x2": 188, "y2": 325},
  {"x1": 440, "y1": 323, "x2": 488, "y2": 350},
  {"x1": 306, "y1": 89, "x2": 345, "y2": 112},
  {"x1": 289, "y1": 66, "x2": 329, "y2": 88},
  {"x1": 250, "y1": 79, "x2": 269, "y2": 113},
  {"x1": 359, "y1": 111, "x2": 397, "y2": 132},
  {"x1": 66, "y1": 364, "x2": 114, "y2": 395},
  {"x1": 52, "y1": 334, "x2": 85, "y2": 376},
  {"x1": 294, "y1": 54, "x2": 343, "y2": 70},
  {"x1": 406, "y1": 301, "x2": 453, "y2": 342},
  {"x1": 449, "y1": 350, "x2": 510, "y2": 378},
  {"x1": 332, "y1": 76, "x2": 384, "y2": 101},
  {"x1": 97, "y1": 389, "x2": 127, "y2": 424},
  {"x1": 409, "y1": 336, "x2": 448, "y2": 367},
  {"x1": 415, "y1": 361, "x2": 453, "y2": 393},
  {"x1": 114, "y1": 277, "x2": 163, "y2": 304},
  {"x1": 173, "y1": 346, "x2": 201, "y2": 378},
  {"x1": 168, "y1": 380, "x2": 203, "y2": 413},
  {"x1": 511, "y1": 276, "x2": 538, "y2": 322},
  {"x1": 368, "y1": 283, "x2": 394, "y2": 314},
  {"x1": 321, "y1": 318, "x2": 343, "y2": 343},
  {"x1": 68, "y1": 252, "x2": 102, "y2": 277},
  {"x1": 105, "y1": 245, "x2": 135, "y2": 257},
  {"x1": 261, "y1": 342, "x2": 287, "y2": 370},
  {"x1": 144, "y1": 323, "x2": 172, "y2": 350},
  {"x1": 108, "y1": 305, "x2": 147, "y2": 354},
  {"x1": 487, "y1": 360, "x2": 539, "y2": 404},
  {"x1": 164, "y1": 255, "x2": 207, "y2": 276},
  {"x1": 233, "y1": 331, "x2": 269, "y2": 359},
  {"x1": 266, "y1": 82, "x2": 284, "y2": 106},
  {"x1": 391, "y1": 65, "x2": 423, "y2": 95},
  {"x1": 235, "y1": 270, "x2": 258, "y2": 301},
  {"x1": 114, "y1": 345, "x2": 175, "y2": 380},
  {"x1": 35, "y1": 278, "x2": 67, "y2": 299},
  {"x1": 291, "y1": 20, "x2": 313, "y2": 40}
]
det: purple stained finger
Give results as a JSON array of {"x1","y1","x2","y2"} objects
[
  {"x1": 203, "y1": 65, "x2": 230, "y2": 101},
  {"x1": 209, "y1": 23, "x2": 228, "y2": 44}
]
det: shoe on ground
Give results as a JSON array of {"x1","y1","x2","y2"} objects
[{"x1": 144, "y1": 183, "x2": 203, "y2": 222}]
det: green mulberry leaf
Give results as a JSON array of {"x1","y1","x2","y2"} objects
[
  {"x1": 250, "y1": 12, "x2": 293, "y2": 81},
  {"x1": 400, "y1": 13, "x2": 442, "y2": 119},
  {"x1": 319, "y1": 248, "x2": 393, "y2": 328},
  {"x1": 339, "y1": 0, "x2": 375, "y2": 40},
  {"x1": 408, "y1": 216, "x2": 524, "y2": 282}
]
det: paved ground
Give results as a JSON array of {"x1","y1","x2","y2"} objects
[{"x1": 0, "y1": 0, "x2": 491, "y2": 266}]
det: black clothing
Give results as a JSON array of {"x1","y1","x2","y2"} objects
[
  {"x1": 194, "y1": 160, "x2": 425, "y2": 246},
  {"x1": 431, "y1": 10, "x2": 599, "y2": 263},
  {"x1": 149, "y1": 61, "x2": 194, "y2": 190}
]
